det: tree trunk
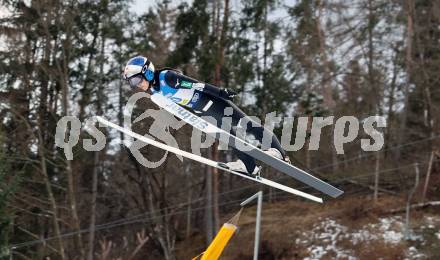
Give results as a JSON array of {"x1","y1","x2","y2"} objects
[
  {"x1": 59, "y1": 26, "x2": 85, "y2": 257},
  {"x1": 66, "y1": 147, "x2": 85, "y2": 257},
  {"x1": 374, "y1": 151, "x2": 380, "y2": 203},
  {"x1": 421, "y1": 150, "x2": 435, "y2": 202},
  {"x1": 384, "y1": 48, "x2": 399, "y2": 158},
  {"x1": 87, "y1": 32, "x2": 106, "y2": 260},
  {"x1": 367, "y1": 0, "x2": 376, "y2": 113},
  {"x1": 397, "y1": 0, "x2": 414, "y2": 163},
  {"x1": 316, "y1": 0, "x2": 335, "y2": 110},
  {"x1": 316, "y1": 0, "x2": 338, "y2": 173},
  {"x1": 211, "y1": 0, "x2": 230, "y2": 233},
  {"x1": 211, "y1": 143, "x2": 220, "y2": 232},
  {"x1": 185, "y1": 161, "x2": 193, "y2": 238},
  {"x1": 205, "y1": 155, "x2": 214, "y2": 244},
  {"x1": 39, "y1": 138, "x2": 66, "y2": 260},
  {"x1": 143, "y1": 166, "x2": 176, "y2": 260},
  {"x1": 87, "y1": 151, "x2": 99, "y2": 260}
]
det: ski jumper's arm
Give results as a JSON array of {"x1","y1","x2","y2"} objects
[{"x1": 156, "y1": 69, "x2": 235, "y2": 100}]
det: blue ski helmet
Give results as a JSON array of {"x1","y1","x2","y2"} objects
[{"x1": 123, "y1": 56, "x2": 155, "y2": 88}]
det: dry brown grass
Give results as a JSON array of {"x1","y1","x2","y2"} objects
[{"x1": 354, "y1": 240, "x2": 406, "y2": 259}]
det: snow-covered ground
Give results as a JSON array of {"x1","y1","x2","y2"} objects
[{"x1": 295, "y1": 215, "x2": 440, "y2": 259}]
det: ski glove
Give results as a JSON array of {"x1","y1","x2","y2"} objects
[
  {"x1": 220, "y1": 88, "x2": 237, "y2": 100},
  {"x1": 197, "y1": 82, "x2": 237, "y2": 100}
]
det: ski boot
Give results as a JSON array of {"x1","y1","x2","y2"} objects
[
  {"x1": 264, "y1": 148, "x2": 291, "y2": 164},
  {"x1": 224, "y1": 160, "x2": 261, "y2": 178}
]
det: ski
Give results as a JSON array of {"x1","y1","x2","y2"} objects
[
  {"x1": 150, "y1": 93, "x2": 343, "y2": 198},
  {"x1": 96, "y1": 116, "x2": 323, "y2": 203}
]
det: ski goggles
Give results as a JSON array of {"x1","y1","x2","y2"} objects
[{"x1": 126, "y1": 74, "x2": 144, "y2": 88}]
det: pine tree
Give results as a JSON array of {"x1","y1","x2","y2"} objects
[
  {"x1": 0, "y1": 133, "x2": 19, "y2": 260},
  {"x1": 238, "y1": 0, "x2": 294, "y2": 116}
]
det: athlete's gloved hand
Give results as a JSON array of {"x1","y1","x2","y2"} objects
[{"x1": 221, "y1": 88, "x2": 237, "y2": 100}]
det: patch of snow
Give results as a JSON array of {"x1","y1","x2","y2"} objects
[
  {"x1": 424, "y1": 215, "x2": 440, "y2": 225},
  {"x1": 375, "y1": 216, "x2": 405, "y2": 244},
  {"x1": 298, "y1": 215, "x2": 438, "y2": 259},
  {"x1": 350, "y1": 229, "x2": 378, "y2": 245},
  {"x1": 306, "y1": 246, "x2": 326, "y2": 260},
  {"x1": 405, "y1": 246, "x2": 426, "y2": 259},
  {"x1": 382, "y1": 230, "x2": 404, "y2": 244},
  {"x1": 425, "y1": 216, "x2": 434, "y2": 222},
  {"x1": 303, "y1": 218, "x2": 356, "y2": 259}
]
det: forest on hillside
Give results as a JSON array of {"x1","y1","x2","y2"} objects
[{"x1": 0, "y1": 0, "x2": 439, "y2": 259}]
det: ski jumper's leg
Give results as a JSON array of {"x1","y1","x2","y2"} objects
[
  {"x1": 192, "y1": 94, "x2": 286, "y2": 173},
  {"x1": 192, "y1": 95, "x2": 256, "y2": 173},
  {"x1": 221, "y1": 99, "x2": 287, "y2": 158}
]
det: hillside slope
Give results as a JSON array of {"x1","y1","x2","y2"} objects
[{"x1": 176, "y1": 195, "x2": 440, "y2": 259}]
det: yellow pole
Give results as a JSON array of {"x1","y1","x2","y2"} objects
[
  {"x1": 200, "y1": 223, "x2": 237, "y2": 260},
  {"x1": 194, "y1": 208, "x2": 242, "y2": 260}
]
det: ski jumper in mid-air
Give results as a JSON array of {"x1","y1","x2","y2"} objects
[{"x1": 123, "y1": 56, "x2": 291, "y2": 175}]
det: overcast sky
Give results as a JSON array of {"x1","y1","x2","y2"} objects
[
  {"x1": 130, "y1": 0, "x2": 291, "y2": 20},
  {"x1": 131, "y1": 0, "x2": 192, "y2": 15}
]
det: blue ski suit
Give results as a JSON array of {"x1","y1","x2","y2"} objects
[{"x1": 151, "y1": 68, "x2": 287, "y2": 173}]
